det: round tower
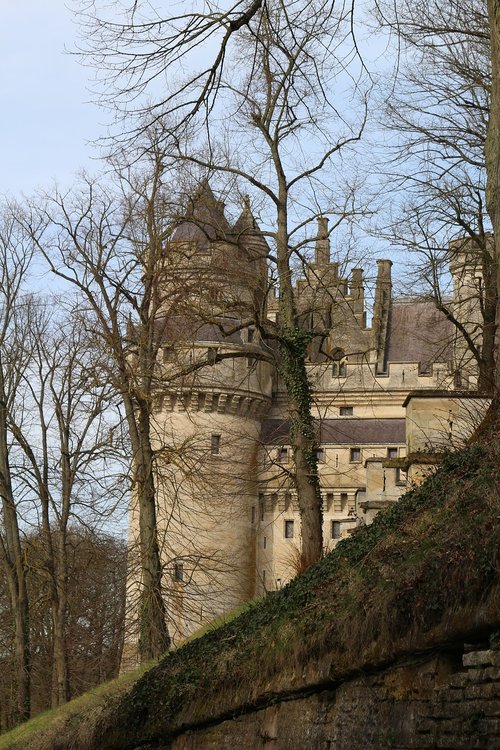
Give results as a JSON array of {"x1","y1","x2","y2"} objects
[{"x1": 153, "y1": 184, "x2": 273, "y2": 643}]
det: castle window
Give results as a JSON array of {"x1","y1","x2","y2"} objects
[
  {"x1": 419, "y1": 361, "x2": 432, "y2": 375},
  {"x1": 163, "y1": 347, "x2": 173, "y2": 363},
  {"x1": 284, "y1": 492, "x2": 291, "y2": 511},
  {"x1": 173, "y1": 563, "x2": 184, "y2": 583},
  {"x1": 247, "y1": 328, "x2": 255, "y2": 343},
  {"x1": 339, "y1": 406, "x2": 353, "y2": 416},
  {"x1": 331, "y1": 521, "x2": 341, "y2": 539},
  {"x1": 278, "y1": 447, "x2": 289, "y2": 463},
  {"x1": 259, "y1": 494, "x2": 265, "y2": 521},
  {"x1": 284, "y1": 520, "x2": 294, "y2": 539},
  {"x1": 340, "y1": 492, "x2": 348, "y2": 512},
  {"x1": 395, "y1": 468, "x2": 407, "y2": 486},
  {"x1": 315, "y1": 447, "x2": 325, "y2": 462},
  {"x1": 251, "y1": 506, "x2": 256, "y2": 524},
  {"x1": 332, "y1": 361, "x2": 347, "y2": 377},
  {"x1": 350, "y1": 448, "x2": 361, "y2": 463},
  {"x1": 387, "y1": 447, "x2": 398, "y2": 459},
  {"x1": 331, "y1": 350, "x2": 346, "y2": 378},
  {"x1": 211, "y1": 434, "x2": 221, "y2": 454},
  {"x1": 247, "y1": 355, "x2": 256, "y2": 368},
  {"x1": 207, "y1": 347, "x2": 218, "y2": 365},
  {"x1": 326, "y1": 492, "x2": 334, "y2": 511},
  {"x1": 454, "y1": 370, "x2": 462, "y2": 388}
]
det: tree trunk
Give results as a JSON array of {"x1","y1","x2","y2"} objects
[
  {"x1": 486, "y1": 0, "x2": 500, "y2": 395},
  {"x1": 0, "y1": 375, "x2": 31, "y2": 721},
  {"x1": 127, "y1": 397, "x2": 170, "y2": 661},
  {"x1": 275, "y1": 201, "x2": 323, "y2": 569}
]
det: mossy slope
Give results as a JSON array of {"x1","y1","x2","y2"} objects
[{"x1": 2, "y1": 441, "x2": 500, "y2": 750}]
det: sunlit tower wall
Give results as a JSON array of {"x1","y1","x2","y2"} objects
[
  {"x1": 449, "y1": 237, "x2": 485, "y2": 389},
  {"x1": 151, "y1": 184, "x2": 274, "y2": 643}
]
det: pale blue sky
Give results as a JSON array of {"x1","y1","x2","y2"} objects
[{"x1": 0, "y1": 1, "x2": 103, "y2": 197}]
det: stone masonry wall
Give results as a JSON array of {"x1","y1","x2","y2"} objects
[{"x1": 170, "y1": 644, "x2": 500, "y2": 750}]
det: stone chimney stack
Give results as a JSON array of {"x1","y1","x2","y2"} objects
[
  {"x1": 315, "y1": 217, "x2": 330, "y2": 266},
  {"x1": 372, "y1": 260, "x2": 393, "y2": 372},
  {"x1": 350, "y1": 267, "x2": 365, "y2": 320}
]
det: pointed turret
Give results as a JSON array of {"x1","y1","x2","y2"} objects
[
  {"x1": 230, "y1": 195, "x2": 269, "y2": 317},
  {"x1": 171, "y1": 179, "x2": 230, "y2": 247}
]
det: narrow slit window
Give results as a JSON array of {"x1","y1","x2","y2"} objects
[
  {"x1": 173, "y1": 563, "x2": 184, "y2": 583},
  {"x1": 284, "y1": 520, "x2": 294, "y2": 539},
  {"x1": 211, "y1": 434, "x2": 221, "y2": 454}
]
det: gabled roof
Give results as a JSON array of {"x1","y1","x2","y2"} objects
[{"x1": 386, "y1": 301, "x2": 453, "y2": 364}]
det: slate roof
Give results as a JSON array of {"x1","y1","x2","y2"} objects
[
  {"x1": 261, "y1": 418, "x2": 406, "y2": 445},
  {"x1": 386, "y1": 301, "x2": 453, "y2": 364},
  {"x1": 171, "y1": 181, "x2": 230, "y2": 247},
  {"x1": 154, "y1": 316, "x2": 244, "y2": 345}
]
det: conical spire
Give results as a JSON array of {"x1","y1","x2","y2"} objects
[
  {"x1": 171, "y1": 179, "x2": 230, "y2": 245},
  {"x1": 233, "y1": 195, "x2": 260, "y2": 234}
]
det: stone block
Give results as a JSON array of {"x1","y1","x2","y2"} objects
[
  {"x1": 464, "y1": 682, "x2": 500, "y2": 701},
  {"x1": 477, "y1": 716, "x2": 500, "y2": 735},
  {"x1": 448, "y1": 672, "x2": 470, "y2": 688},
  {"x1": 463, "y1": 650, "x2": 500, "y2": 669}
]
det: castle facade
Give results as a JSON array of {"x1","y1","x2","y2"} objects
[{"x1": 126, "y1": 183, "x2": 485, "y2": 649}]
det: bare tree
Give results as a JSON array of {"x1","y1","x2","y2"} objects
[
  {"x1": 0, "y1": 208, "x2": 34, "y2": 721},
  {"x1": 0, "y1": 527, "x2": 126, "y2": 727},
  {"x1": 485, "y1": 0, "x2": 500, "y2": 396},
  {"x1": 154, "y1": 0, "x2": 369, "y2": 567},
  {"x1": 7, "y1": 301, "x2": 121, "y2": 706},
  {"x1": 76, "y1": 0, "x2": 280, "y2": 137},
  {"x1": 373, "y1": 0, "x2": 496, "y2": 392},
  {"x1": 26, "y1": 157, "x2": 187, "y2": 661}
]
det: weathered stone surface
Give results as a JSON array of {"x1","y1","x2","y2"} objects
[
  {"x1": 170, "y1": 647, "x2": 500, "y2": 750},
  {"x1": 463, "y1": 649, "x2": 500, "y2": 668}
]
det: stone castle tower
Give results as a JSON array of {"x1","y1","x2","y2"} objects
[{"x1": 125, "y1": 183, "x2": 484, "y2": 652}]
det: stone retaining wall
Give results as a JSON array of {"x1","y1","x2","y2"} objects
[{"x1": 170, "y1": 644, "x2": 500, "y2": 750}]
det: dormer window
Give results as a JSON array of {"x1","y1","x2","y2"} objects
[
  {"x1": 331, "y1": 350, "x2": 347, "y2": 377},
  {"x1": 278, "y1": 447, "x2": 289, "y2": 463},
  {"x1": 207, "y1": 347, "x2": 218, "y2": 365}
]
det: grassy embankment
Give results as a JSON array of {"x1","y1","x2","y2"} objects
[{"x1": 1, "y1": 438, "x2": 499, "y2": 750}]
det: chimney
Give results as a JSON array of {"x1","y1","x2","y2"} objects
[
  {"x1": 315, "y1": 217, "x2": 330, "y2": 266},
  {"x1": 372, "y1": 260, "x2": 392, "y2": 372},
  {"x1": 350, "y1": 268, "x2": 364, "y2": 318}
]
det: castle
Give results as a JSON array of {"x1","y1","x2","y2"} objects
[{"x1": 127, "y1": 183, "x2": 487, "y2": 649}]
